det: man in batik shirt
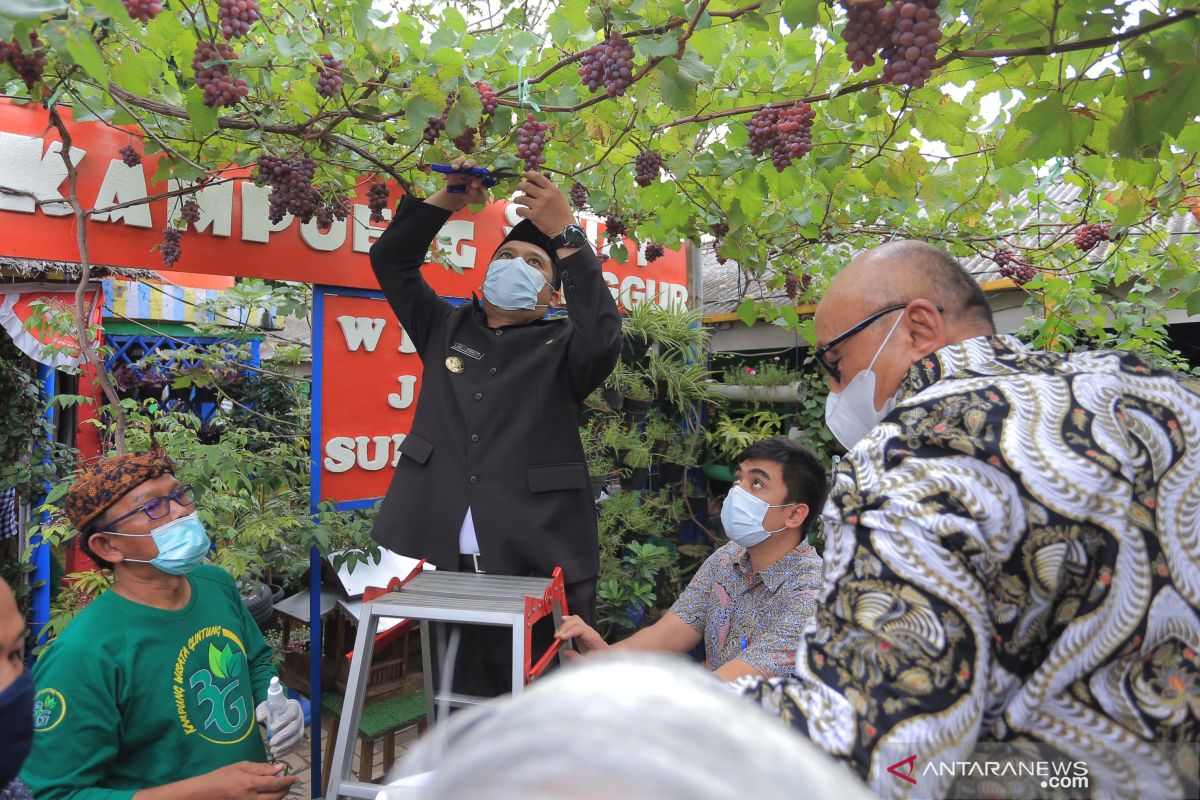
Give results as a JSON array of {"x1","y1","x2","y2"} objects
[{"x1": 740, "y1": 241, "x2": 1200, "y2": 799}]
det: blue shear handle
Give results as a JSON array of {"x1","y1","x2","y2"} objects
[{"x1": 431, "y1": 163, "x2": 500, "y2": 193}]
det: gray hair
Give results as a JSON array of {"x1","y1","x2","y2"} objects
[{"x1": 380, "y1": 653, "x2": 873, "y2": 800}]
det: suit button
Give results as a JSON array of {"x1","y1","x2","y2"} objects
[
  {"x1": 471, "y1": 434, "x2": 479, "y2": 442},
  {"x1": 474, "y1": 392, "x2": 483, "y2": 400},
  {"x1": 489, "y1": 367, "x2": 497, "y2": 375},
  {"x1": 469, "y1": 475, "x2": 478, "y2": 484},
  {"x1": 561, "y1": 270, "x2": 569, "y2": 280},
  {"x1": 495, "y1": 329, "x2": 503, "y2": 336}
]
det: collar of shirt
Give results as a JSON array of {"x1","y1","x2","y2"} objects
[
  {"x1": 732, "y1": 543, "x2": 818, "y2": 594},
  {"x1": 897, "y1": 334, "x2": 1030, "y2": 403}
]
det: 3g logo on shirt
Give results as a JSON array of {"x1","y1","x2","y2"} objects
[
  {"x1": 173, "y1": 626, "x2": 253, "y2": 744},
  {"x1": 32, "y1": 688, "x2": 67, "y2": 732}
]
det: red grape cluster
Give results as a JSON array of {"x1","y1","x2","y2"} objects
[
  {"x1": 314, "y1": 195, "x2": 351, "y2": 232},
  {"x1": 453, "y1": 128, "x2": 477, "y2": 154},
  {"x1": 771, "y1": 102, "x2": 815, "y2": 171},
  {"x1": 783, "y1": 271, "x2": 813, "y2": 300},
  {"x1": 160, "y1": 227, "x2": 182, "y2": 267},
  {"x1": 714, "y1": 239, "x2": 729, "y2": 265},
  {"x1": 192, "y1": 41, "x2": 248, "y2": 107},
  {"x1": 645, "y1": 243, "x2": 665, "y2": 263},
  {"x1": 423, "y1": 112, "x2": 447, "y2": 145},
  {"x1": 569, "y1": 182, "x2": 588, "y2": 209},
  {"x1": 578, "y1": 32, "x2": 635, "y2": 97},
  {"x1": 218, "y1": 0, "x2": 260, "y2": 39},
  {"x1": 476, "y1": 81, "x2": 499, "y2": 116},
  {"x1": 180, "y1": 199, "x2": 201, "y2": 225},
  {"x1": 122, "y1": 0, "x2": 163, "y2": 23},
  {"x1": 6, "y1": 33, "x2": 47, "y2": 90},
  {"x1": 634, "y1": 150, "x2": 662, "y2": 188},
  {"x1": 745, "y1": 103, "x2": 816, "y2": 171},
  {"x1": 119, "y1": 145, "x2": 142, "y2": 167},
  {"x1": 710, "y1": 221, "x2": 729, "y2": 238},
  {"x1": 1073, "y1": 223, "x2": 1111, "y2": 252},
  {"x1": 605, "y1": 216, "x2": 627, "y2": 240},
  {"x1": 367, "y1": 181, "x2": 390, "y2": 223},
  {"x1": 841, "y1": 1, "x2": 890, "y2": 72},
  {"x1": 256, "y1": 154, "x2": 317, "y2": 223},
  {"x1": 316, "y1": 54, "x2": 344, "y2": 98},
  {"x1": 993, "y1": 249, "x2": 1036, "y2": 284},
  {"x1": 838, "y1": 0, "x2": 943, "y2": 88},
  {"x1": 517, "y1": 113, "x2": 549, "y2": 170}
]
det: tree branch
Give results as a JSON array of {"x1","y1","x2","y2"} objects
[{"x1": 47, "y1": 108, "x2": 127, "y2": 453}]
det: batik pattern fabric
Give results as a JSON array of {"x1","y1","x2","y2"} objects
[
  {"x1": 738, "y1": 335, "x2": 1200, "y2": 799},
  {"x1": 671, "y1": 540, "x2": 822, "y2": 678}
]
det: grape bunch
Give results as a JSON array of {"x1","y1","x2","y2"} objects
[
  {"x1": 7, "y1": 33, "x2": 47, "y2": 90},
  {"x1": 423, "y1": 112, "x2": 447, "y2": 145},
  {"x1": 569, "y1": 182, "x2": 588, "y2": 209},
  {"x1": 313, "y1": 194, "x2": 351, "y2": 232},
  {"x1": 992, "y1": 249, "x2": 1036, "y2": 285},
  {"x1": 453, "y1": 128, "x2": 477, "y2": 154},
  {"x1": 180, "y1": 199, "x2": 201, "y2": 225},
  {"x1": 160, "y1": 227, "x2": 182, "y2": 267},
  {"x1": 881, "y1": 0, "x2": 943, "y2": 89},
  {"x1": 837, "y1": 0, "x2": 944, "y2": 89},
  {"x1": 840, "y1": 0, "x2": 890, "y2": 72},
  {"x1": 783, "y1": 271, "x2": 813, "y2": 300},
  {"x1": 645, "y1": 243, "x2": 665, "y2": 263},
  {"x1": 119, "y1": 145, "x2": 141, "y2": 168},
  {"x1": 316, "y1": 54, "x2": 344, "y2": 98},
  {"x1": 367, "y1": 182, "x2": 390, "y2": 223},
  {"x1": 745, "y1": 108, "x2": 779, "y2": 157},
  {"x1": 122, "y1": 0, "x2": 163, "y2": 23},
  {"x1": 634, "y1": 150, "x2": 662, "y2": 188},
  {"x1": 710, "y1": 221, "x2": 729, "y2": 239},
  {"x1": 476, "y1": 81, "x2": 499, "y2": 116},
  {"x1": 713, "y1": 239, "x2": 729, "y2": 265},
  {"x1": 256, "y1": 154, "x2": 318, "y2": 223},
  {"x1": 517, "y1": 113, "x2": 549, "y2": 171},
  {"x1": 578, "y1": 32, "x2": 635, "y2": 97},
  {"x1": 771, "y1": 102, "x2": 815, "y2": 171},
  {"x1": 192, "y1": 41, "x2": 248, "y2": 108},
  {"x1": 605, "y1": 216, "x2": 627, "y2": 240},
  {"x1": 218, "y1": 0, "x2": 260, "y2": 39},
  {"x1": 1073, "y1": 223, "x2": 1111, "y2": 252},
  {"x1": 745, "y1": 103, "x2": 816, "y2": 171}
]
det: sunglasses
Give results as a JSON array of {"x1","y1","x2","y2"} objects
[
  {"x1": 814, "y1": 303, "x2": 940, "y2": 383},
  {"x1": 102, "y1": 484, "x2": 196, "y2": 529}
]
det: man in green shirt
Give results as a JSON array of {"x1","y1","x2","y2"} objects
[{"x1": 21, "y1": 451, "x2": 302, "y2": 800}]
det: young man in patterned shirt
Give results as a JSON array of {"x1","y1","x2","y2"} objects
[
  {"x1": 740, "y1": 240, "x2": 1200, "y2": 798},
  {"x1": 556, "y1": 437, "x2": 825, "y2": 680}
]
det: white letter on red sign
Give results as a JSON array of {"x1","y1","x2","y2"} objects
[
  {"x1": 0, "y1": 132, "x2": 83, "y2": 217},
  {"x1": 240, "y1": 183, "x2": 293, "y2": 242},
  {"x1": 388, "y1": 375, "x2": 417, "y2": 409},
  {"x1": 92, "y1": 160, "x2": 153, "y2": 228},
  {"x1": 336, "y1": 316, "x2": 386, "y2": 352},
  {"x1": 168, "y1": 179, "x2": 233, "y2": 236},
  {"x1": 324, "y1": 436, "x2": 356, "y2": 473},
  {"x1": 356, "y1": 435, "x2": 393, "y2": 470}
]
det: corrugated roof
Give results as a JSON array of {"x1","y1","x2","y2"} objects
[{"x1": 1, "y1": 256, "x2": 162, "y2": 282}]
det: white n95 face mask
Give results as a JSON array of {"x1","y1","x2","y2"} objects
[{"x1": 824, "y1": 310, "x2": 905, "y2": 450}]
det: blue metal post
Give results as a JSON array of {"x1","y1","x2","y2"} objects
[
  {"x1": 30, "y1": 364, "x2": 55, "y2": 646},
  {"x1": 307, "y1": 287, "x2": 326, "y2": 797}
]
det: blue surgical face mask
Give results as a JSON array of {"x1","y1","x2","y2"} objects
[
  {"x1": 103, "y1": 512, "x2": 211, "y2": 575},
  {"x1": 482, "y1": 256, "x2": 552, "y2": 311},
  {"x1": 0, "y1": 669, "x2": 34, "y2": 789},
  {"x1": 720, "y1": 485, "x2": 797, "y2": 548}
]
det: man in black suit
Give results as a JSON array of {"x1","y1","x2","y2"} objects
[{"x1": 369, "y1": 157, "x2": 622, "y2": 695}]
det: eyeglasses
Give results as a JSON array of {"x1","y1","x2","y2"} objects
[
  {"x1": 814, "y1": 304, "x2": 910, "y2": 383},
  {"x1": 102, "y1": 485, "x2": 196, "y2": 529}
]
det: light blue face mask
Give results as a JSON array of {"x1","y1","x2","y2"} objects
[
  {"x1": 720, "y1": 485, "x2": 798, "y2": 548},
  {"x1": 103, "y1": 512, "x2": 211, "y2": 575},
  {"x1": 482, "y1": 256, "x2": 552, "y2": 311}
]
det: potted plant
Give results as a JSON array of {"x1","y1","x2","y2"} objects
[
  {"x1": 618, "y1": 442, "x2": 652, "y2": 491},
  {"x1": 621, "y1": 378, "x2": 654, "y2": 422}
]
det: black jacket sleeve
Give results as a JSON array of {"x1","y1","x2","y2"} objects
[
  {"x1": 369, "y1": 195, "x2": 455, "y2": 355},
  {"x1": 559, "y1": 246, "x2": 622, "y2": 402}
]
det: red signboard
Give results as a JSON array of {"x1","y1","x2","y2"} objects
[
  {"x1": 314, "y1": 288, "x2": 424, "y2": 505},
  {"x1": 0, "y1": 99, "x2": 689, "y2": 304}
]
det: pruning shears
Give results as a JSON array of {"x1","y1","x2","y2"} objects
[{"x1": 430, "y1": 163, "x2": 521, "y2": 192}]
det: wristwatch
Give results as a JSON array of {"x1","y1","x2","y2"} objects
[{"x1": 549, "y1": 224, "x2": 588, "y2": 250}]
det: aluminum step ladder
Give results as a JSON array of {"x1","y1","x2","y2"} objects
[{"x1": 328, "y1": 564, "x2": 570, "y2": 799}]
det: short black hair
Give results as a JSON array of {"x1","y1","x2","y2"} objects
[
  {"x1": 79, "y1": 520, "x2": 115, "y2": 570},
  {"x1": 736, "y1": 437, "x2": 828, "y2": 536}
]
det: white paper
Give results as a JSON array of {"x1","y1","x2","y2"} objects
[{"x1": 329, "y1": 547, "x2": 434, "y2": 598}]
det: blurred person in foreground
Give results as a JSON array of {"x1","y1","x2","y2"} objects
[
  {"x1": 1, "y1": 577, "x2": 32, "y2": 800},
  {"x1": 737, "y1": 240, "x2": 1200, "y2": 798},
  {"x1": 378, "y1": 653, "x2": 874, "y2": 800}
]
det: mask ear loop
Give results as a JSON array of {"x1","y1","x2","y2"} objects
[{"x1": 866, "y1": 309, "x2": 906, "y2": 373}]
